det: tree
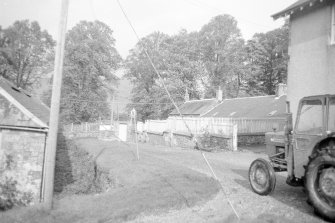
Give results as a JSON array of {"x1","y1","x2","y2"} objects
[
  {"x1": 0, "y1": 20, "x2": 55, "y2": 89},
  {"x1": 125, "y1": 32, "x2": 171, "y2": 121},
  {"x1": 126, "y1": 15, "x2": 248, "y2": 120},
  {"x1": 245, "y1": 23, "x2": 289, "y2": 95},
  {"x1": 125, "y1": 30, "x2": 209, "y2": 121},
  {"x1": 198, "y1": 15, "x2": 245, "y2": 98},
  {"x1": 60, "y1": 21, "x2": 122, "y2": 123}
]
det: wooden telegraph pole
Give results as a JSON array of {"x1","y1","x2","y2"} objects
[{"x1": 43, "y1": 0, "x2": 69, "y2": 209}]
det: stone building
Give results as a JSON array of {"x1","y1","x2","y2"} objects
[{"x1": 0, "y1": 78, "x2": 49, "y2": 204}]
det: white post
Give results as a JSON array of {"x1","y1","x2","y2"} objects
[
  {"x1": 131, "y1": 108, "x2": 139, "y2": 160},
  {"x1": 232, "y1": 124, "x2": 238, "y2": 151}
]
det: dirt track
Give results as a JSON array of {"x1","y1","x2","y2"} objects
[{"x1": 120, "y1": 142, "x2": 328, "y2": 223}]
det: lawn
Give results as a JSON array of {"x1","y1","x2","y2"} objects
[{"x1": 1, "y1": 138, "x2": 220, "y2": 223}]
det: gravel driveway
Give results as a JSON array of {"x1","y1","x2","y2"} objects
[{"x1": 125, "y1": 142, "x2": 328, "y2": 223}]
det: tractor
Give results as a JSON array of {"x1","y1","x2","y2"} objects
[{"x1": 249, "y1": 94, "x2": 335, "y2": 220}]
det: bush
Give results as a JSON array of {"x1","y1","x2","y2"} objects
[
  {"x1": 0, "y1": 177, "x2": 33, "y2": 210},
  {"x1": 196, "y1": 129, "x2": 230, "y2": 151},
  {"x1": 0, "y1": 154, "x2": 33, "y2": 211}
]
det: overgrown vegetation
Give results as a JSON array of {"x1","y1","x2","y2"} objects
[
  {"x1": 0, "y1": 154, "x2": 33, "y2": 210},
  {"x1": 54, "y1": 133, "x2": 114, "y2": 197},
  {"x1": 197, "y1": 129, "x2": 230, "y2": 151}
]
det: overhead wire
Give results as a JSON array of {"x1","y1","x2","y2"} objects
[
  {"x1": 184, "y1": 0, "x2": 275, "y2": 30},
  {"x1": 115, "y1": 0, "x2": 240, "y2": 220}
]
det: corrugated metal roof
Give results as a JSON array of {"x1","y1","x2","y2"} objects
[
  {"x1": 272, "y1": 0, "x2": 327, "y2": 20},
  {"x1": 170, "y1": 99, "x2": 219, "y2": 116},
  {"x1": 203, "y1": 95, "x2": 287, "y2": 118},
  {"x1": 0, "y1": 78, "x2": 50, "y2": 127}
]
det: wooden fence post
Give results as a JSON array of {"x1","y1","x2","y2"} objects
[{"x1": 232, "y1": 124, "x2": 238, "y2": 151}]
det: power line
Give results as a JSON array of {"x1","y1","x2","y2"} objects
[
  {"x1": 184, "y1": 0, "x2": 274, "y2": 30},
  {"x1": 116, "y1": 0, "x2": 240, "y2": 220},
  {"x1": 116, "y1": 0, "x2": 189, "y2": 128},
  {"x1": 64, "y1": 98, "x2": 173, "y2": 105}
]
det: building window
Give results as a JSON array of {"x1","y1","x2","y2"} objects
[{"x1": 331, "y1": 4, "x2": 335, "y2": 45}]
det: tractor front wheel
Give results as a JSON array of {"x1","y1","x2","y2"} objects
[
  {"x1": 249, "y1": 158, "x2": 276, "y2": 195},
  {"x1": 305, "y1": 150, "x2": 335, "y2": 221}
]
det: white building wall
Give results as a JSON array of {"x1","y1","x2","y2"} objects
[{"x1": 288, "y1": 5, "x2": 335, "y2": 123}]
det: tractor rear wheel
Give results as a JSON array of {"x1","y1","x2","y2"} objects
[
  {"x1": 249, "y1": 158, "x2": 276, "y2": 195},
  {"x1": 305, "y1": 145, "x2": 335, "y2": 221}
]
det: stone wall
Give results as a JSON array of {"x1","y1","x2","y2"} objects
[
  {"x1": 64, "y1": 130, "x2": 116, "y2": 141},
  {"x1": 173, "y1": 132, "x2": 196, "y2": 148},
  {"x1": 140, "y1": 131, "x2": 232, "y2": 151},
  {"x1": 144, "y1": 132, "x2": 166, "y2": 145},
  {"x1": 0, "y1": 129, "x2": 46, "y2": 204},
  {"x1": 197, "y1": 133, "x2": 231, "y2": 151},
  {"x1": 237, "y1": 133, "x2": 265, "y2": 146}
]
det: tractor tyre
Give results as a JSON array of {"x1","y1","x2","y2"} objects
[
  {"x1": 305, "y1": 146, "x2": 335, "y2": 221},
  {"x1": 249, "y1": 158, "x2": 276, "y2": 195}
]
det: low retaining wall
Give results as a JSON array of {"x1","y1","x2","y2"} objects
[
  {"x1": 138, "y1": 131, "x2": 233, "y2": 151},
  {"x1": 237, "y1": 133, "x2": 265, "y2": 146},
  {"x1": 63, "y1": 130, "x2": 116, "y2": 141}
]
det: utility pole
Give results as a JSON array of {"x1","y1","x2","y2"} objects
[{"x1": 43, "y1": 0, "x2": 69, "y2": 210}]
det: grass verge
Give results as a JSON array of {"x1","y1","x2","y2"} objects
[{"x1": 1, "y1": 138, "x2": 220, "y2": 223}]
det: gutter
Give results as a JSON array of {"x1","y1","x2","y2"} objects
[{"x1": 0, "y1": 125, "x2": 49, "y2": 133}]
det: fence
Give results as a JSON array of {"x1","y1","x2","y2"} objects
[
  {"x1": 63, "y1": 121, "x2": 118, "y2": 139},
  {"x1": 63, "y1": 116, "x2": 285, "y2": 137},
  {"x1": 142, "y1": 117, "x2": 235, "y2": 137},
  {"x1": 142, "y1": 117, "x2": 286, "y2": 136},
  {"x1": 231, "y1": 117, "x2": 286, "y2": 134}
]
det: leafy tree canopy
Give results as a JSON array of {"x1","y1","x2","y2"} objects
[
  {"x1": 126, "y1": 14, "x2": 250, "y2": 120},
  {"x1": 61, "y1": 20, "x2": 122, "y2": 123},
  {"x1": 245, "y1": 22, "x2": 289, "y2": 95},
  {"x1": 0, "y1": 20, "x2": 55, "y2": 89}
]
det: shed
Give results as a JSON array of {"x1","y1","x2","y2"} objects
[
  {"x1": 202, "y1": 93, "x2": 287, "y2": 135},
  {"x1": 0, "y1": 78, "x2": 49, "y2": 205},
  {"x1": 203, "y1": 95, "x2": 287, "y2": 119}
]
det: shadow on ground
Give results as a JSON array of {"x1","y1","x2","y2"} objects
[{"x1": 54, "y1": 131, "x2": 74, "y2": 194}]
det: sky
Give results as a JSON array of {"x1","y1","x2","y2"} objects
[{"x1": 0, "y1": 0, "x2": 296, "y2": 59}]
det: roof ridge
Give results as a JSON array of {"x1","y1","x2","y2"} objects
[
  {"x1": 222, "y1": 95, "x2": 276, "y2": 101},
  {"x1": 185, "y1": 98, "x2": 216, "y2": 102}
]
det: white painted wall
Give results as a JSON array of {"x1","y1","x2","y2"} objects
[{"x1": 288, "y1": 4, "x2": 335, "y2": 123}]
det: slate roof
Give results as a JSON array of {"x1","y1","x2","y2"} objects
[
  {"x1": 272, "y1": 0, "x2": 328, "y2": 20},
  {"x1": 203, "y1": 95, "x2": 287, "y2": 118},
  {"x1": 0, "y1": 78, "x2": 50, "y2": 127},
  {"x1": 170, "y1": 99, "x2": 219, "y2": 116}
]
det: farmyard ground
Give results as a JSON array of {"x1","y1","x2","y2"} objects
[{"x1": 0, "y1": 138, "x2": 329, "y2": 223}]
